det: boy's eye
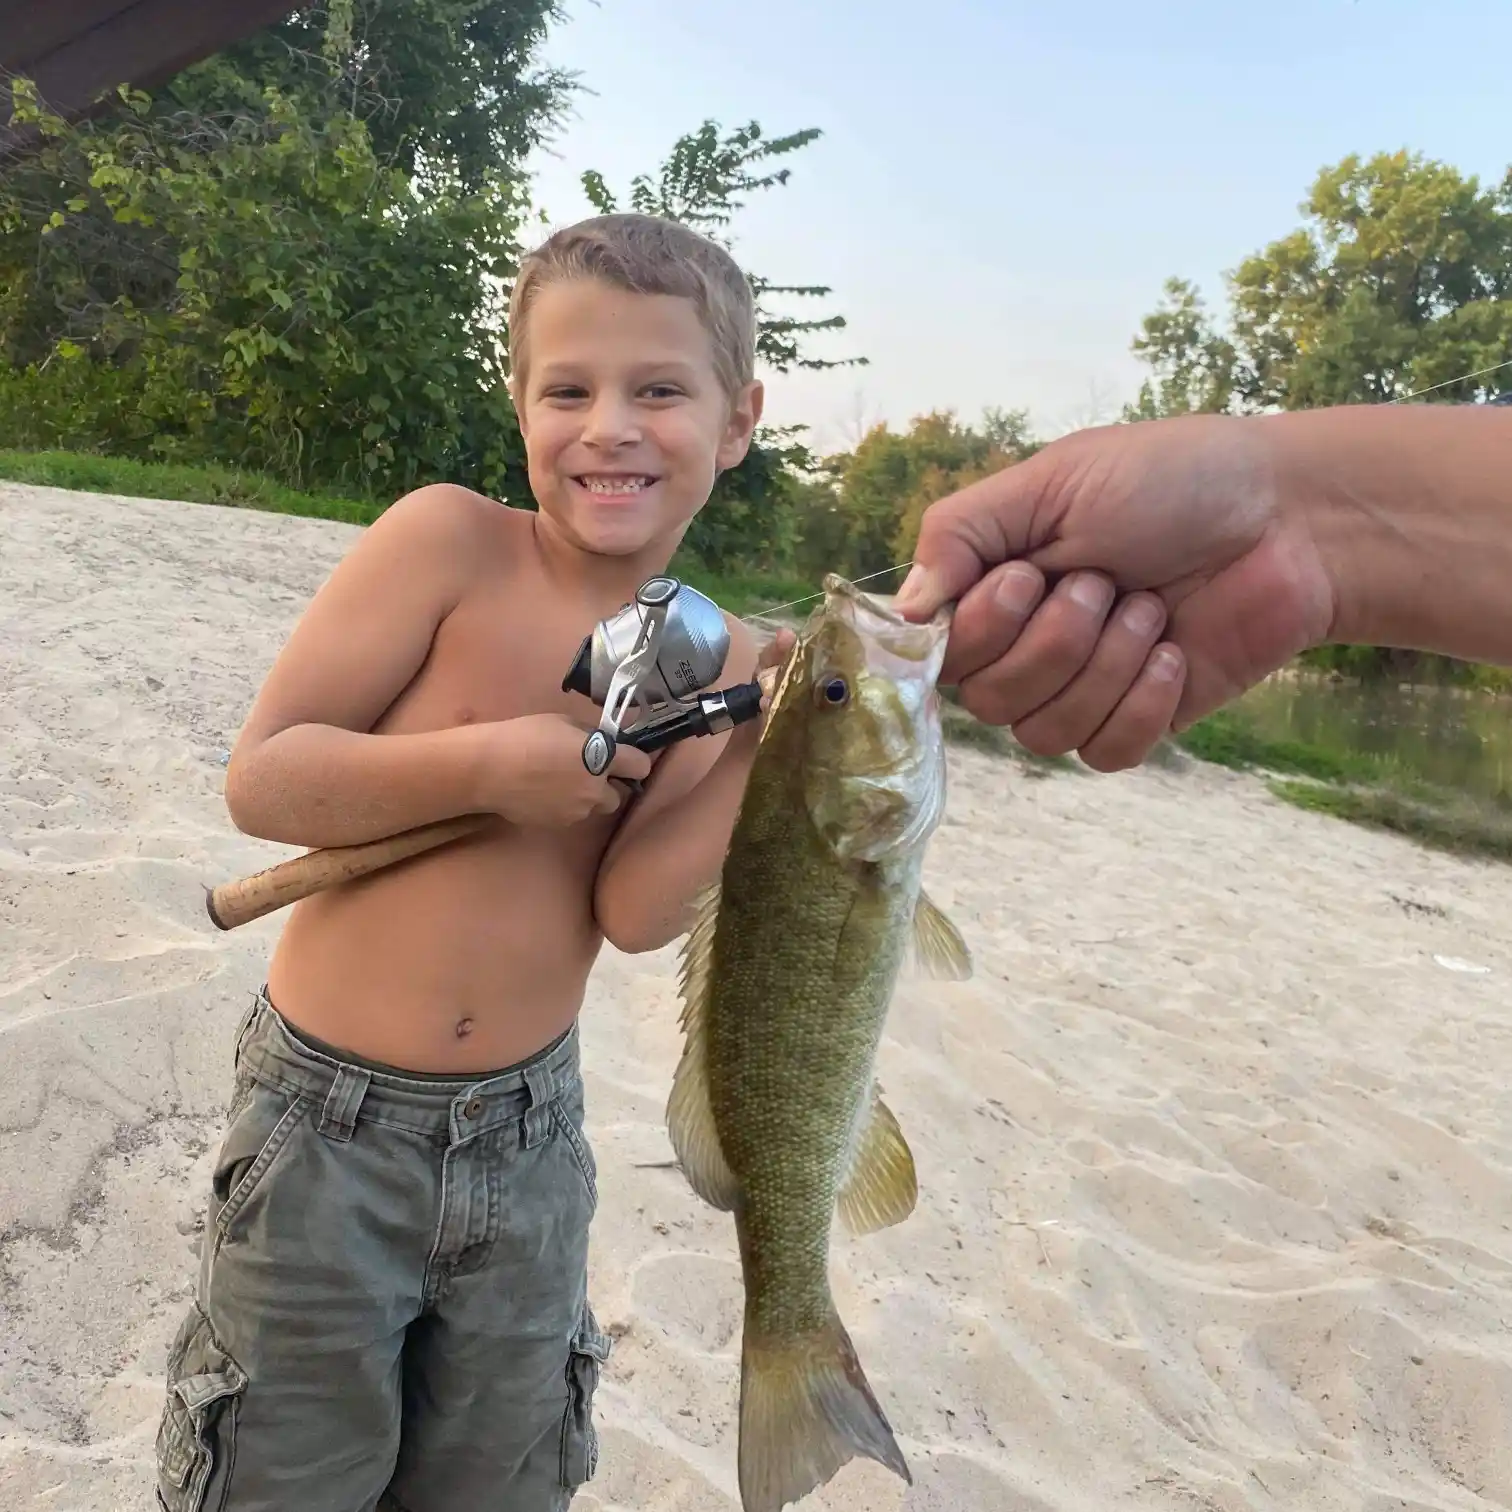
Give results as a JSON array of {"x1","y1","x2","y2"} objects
[
  {"x1": 642, "y1": 383, "x2": 686, "y2": 401},
  {"x1": 542, "y1": 385, "x2": 588, "y2": 401}
]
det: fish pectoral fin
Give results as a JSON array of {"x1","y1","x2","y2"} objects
[
  {"x1": 835, "y1": 1094, "x2": 918, "y2": 1235},
  {"x1": 666, "y1": 881, "x2": 741, "y2": 1212},
  {"x1": 911, "y1": 890, "x2": 972, "y2": 981}
]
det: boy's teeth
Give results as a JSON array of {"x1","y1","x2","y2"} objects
[{"x1": 582, "y1": 477, "x2": 650, "y2": 493}]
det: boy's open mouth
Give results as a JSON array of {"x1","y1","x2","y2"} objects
[{"x1": 574, "y1": 474, "x2": 659, "y2": 496}]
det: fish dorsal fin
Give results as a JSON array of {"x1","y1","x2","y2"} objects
[
  {"x1": 911, "y1": 889, "x2": 973, "y2": 981},
  {"x1": 665, "y1": 881, "x2": 740, "y2": 1211},
  {"x1": 835, "y1": 1091, "x2": 918, "y2": 1235}
]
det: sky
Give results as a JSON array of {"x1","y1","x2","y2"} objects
[{"x1": 523, "y1": 0, "x2": 1512, "y2": 453}]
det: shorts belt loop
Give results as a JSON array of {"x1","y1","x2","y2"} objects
[
  {"x1": 317, "y1": 1064, "x2": 370, "y2": 1143},
  {"x1": 233, "y1": 990, "x2": 264, "y2": 1061},
  {"x1": 522, "y1": 1063, "x2": 553, "y2": 1149}
]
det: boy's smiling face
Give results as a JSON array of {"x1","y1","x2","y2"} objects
[{"x1": 513, "y1": 277, "x2": 763, "y2": 560}]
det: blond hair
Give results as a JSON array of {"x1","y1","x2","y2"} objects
[{"x1": 507, "y1": 213, "x2": 757, "y2": 400}]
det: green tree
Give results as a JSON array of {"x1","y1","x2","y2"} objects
[
  {"x1": 823, "y1": 408, "x2": 1042, "y2": 579},
  {"x1": 582, "y1": 119, "x2": 864, "y2": 378},
  {"x1": 0, "y1": 73, "x2": 532, "y2": 496},
  {"x1": 1121, "y1": 277, "x2": 1238, "y2": 420},
  {"x1": 0, "y1": 2, "x2": 573, "y2": 497},
  {"x1": 160, "y1": 0, "x2": 575, "y2": 190},
  {"x1": 1231, "y1": 152, "x2": 1512, "y2": 408},
  {"x1": 1125, "y1": 151, "x2": 1512, "y2": 419}
]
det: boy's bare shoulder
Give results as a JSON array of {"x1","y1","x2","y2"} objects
[
  {"x1": 231, "y1": 483, "x2": 530, "y2": 754},
  {"x1": 369, "y1": 481, "x2": 525, "y2": 561}
]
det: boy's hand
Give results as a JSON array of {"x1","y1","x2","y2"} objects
[{"x1": 475, "y1": 713, "x2": 653, "y2": 825}]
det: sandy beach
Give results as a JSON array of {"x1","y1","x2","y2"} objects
[{"x1": 1, "y1": 478, "x2": 1510, "y2": 1512}]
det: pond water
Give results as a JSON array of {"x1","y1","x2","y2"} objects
[{"x1": 1236, "y1": 673, "x2": 1512, "y2": 804}]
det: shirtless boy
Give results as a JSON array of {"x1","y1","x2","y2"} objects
[{"x1": 154, "y1": 212, "x2": 788, "y2": 1512}]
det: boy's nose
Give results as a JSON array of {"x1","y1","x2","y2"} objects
[{"x1": 581, "y1": 395, "x2": 641, "y2": 447}]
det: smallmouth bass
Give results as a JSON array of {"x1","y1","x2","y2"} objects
[{"x1": 666, "y1": 574, "x2": 972, "y2": 1511}]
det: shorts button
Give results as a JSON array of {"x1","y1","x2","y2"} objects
[{"x1": 463, "y1": 1097, "x2": 484, "y2": 1119}]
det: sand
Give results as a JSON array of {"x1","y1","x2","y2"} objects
[{"x1": 1, "y1": 477, "x2": 1510, "y2": 1512}]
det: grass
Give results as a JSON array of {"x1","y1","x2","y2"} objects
[
  {"x1": 1178, "y1": 704, "x2": 1512, "y2": 863},
  {"x1": 667, "y1": 562, "x2": 818, "y2": 621},
  {"x1": 0, "y1": 448, "x2": 382, "y2": 526},
  {"x1": 1268, "y1": 778, "x2": 1512, "y2": 864},
  {"x1": 6, "y1": 446, "x2": 1507, "y2": 862},
  {"x1": 1173, "y1": 706, "x2": 1384, "y2": 785}
]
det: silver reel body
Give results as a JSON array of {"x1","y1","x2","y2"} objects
[{"x1": 563, "y1": 576, "x2": 750, "y2": 778}]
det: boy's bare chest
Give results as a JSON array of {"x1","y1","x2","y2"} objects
[{"x1": 380, "y1": 589, "x2": 602, "y2": 734}]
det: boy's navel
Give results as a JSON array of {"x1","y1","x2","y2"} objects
[{"x1": 455, "y1": 1017, "x2": 474, "y2": 1038}]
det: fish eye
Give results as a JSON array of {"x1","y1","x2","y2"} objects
[{"x1": 819, "y1": 676, "x2": 849, "y2": 707}]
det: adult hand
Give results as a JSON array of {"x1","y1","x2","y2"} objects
[{"x1": 894, "y1": 413, "x2": 1337, "y2": 770}]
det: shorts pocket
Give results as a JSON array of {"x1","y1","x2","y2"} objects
[
  {"x1": 559, "y1": 1302, "x2": 612, "y2": 1488},
  {"x1": 211, "y1": 1082, "x2": 305, "y2": 1240},
  {"x1": 550, "y1": 1093, "x2": 598, "y2": 1213},
  {"x1": 156, "y1": 1303, "x2": 247, "y2": 1512}
]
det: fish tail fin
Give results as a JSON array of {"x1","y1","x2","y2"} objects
[{"x1": 737, "y1": 1307, "x2": 911, "y2": 1512}]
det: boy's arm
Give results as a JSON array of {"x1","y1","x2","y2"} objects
[
  {"x1": 593, "y1": 618, "x2": 784, "y2": 954},
  {"x1": 224, "y1": 484, "x2": 497, "y2": 849}
]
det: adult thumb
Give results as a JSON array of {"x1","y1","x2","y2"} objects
[{"x1": 894, "y1": 466, "x2": 1033, "y2": 621}]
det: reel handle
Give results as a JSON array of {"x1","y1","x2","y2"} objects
[{"x1": 581, "y1": 728, "x2": 616, "y2": 776}]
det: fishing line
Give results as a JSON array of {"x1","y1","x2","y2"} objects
[
  {"x1": 743, "y1": 354, "x2": 1512, "y2": 624},
  {"x1": 745, "y1": 562, "x2": 915, "y2": 622}
]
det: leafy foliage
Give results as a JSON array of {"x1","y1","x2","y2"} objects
[
  {"x1": 1125, "y1": 150, "x2": 1512, "y2": 421},
  {"x1": 0, "y1": 76, "x2": 530, "y2": 497},
  {"x1": 0, "y1": 1, "x2": 578, "y2": 499},
  {"x1": 582, "y1": 119, "x2": 864, "y2": 377},
  {"x1": 159, "y1": 0, "x2": 575, "y2": 190},
  {"x1": 1122, "y1": 278, "x2": 1238, "y2": 420},
  {"x1": 825, "y1": 408, "x2": 1042, "y2": 579}
]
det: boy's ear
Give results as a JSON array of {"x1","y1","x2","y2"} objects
[
  {"x1": 716, "y1": 379, "x2": 765, "y2": 470},
  {"x1": 509, "y1": 379, "x2": 528, "y2": 437}
]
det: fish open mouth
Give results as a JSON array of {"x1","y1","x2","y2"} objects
[{"x1": 820, "y1": 573, "x2": 952, "y2": 674}]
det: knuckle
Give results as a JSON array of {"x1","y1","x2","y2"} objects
[
  {"x1": 1011, "y1": 719, "x2": 1072, "y2": 757},
  {"x1": 1036, "y1": 605, "x2": 1103, "y2": 671},
  {"x1": 958, "y1": 680, "x2": 1017, "y2": 728}
]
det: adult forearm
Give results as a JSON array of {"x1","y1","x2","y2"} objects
[
  {"x1": 224, "y1": 723, "x2": 489, "y2": 849},
  {"x1": 1277, "y1": 403, "x2": 1512, "y2": 665}
]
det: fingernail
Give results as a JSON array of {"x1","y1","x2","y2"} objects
[
  {"x1": 1150, "y1": 647, "x2": 1183, "y2": 682},
  {"x1": 895, "y1": 564, "x2": 934, "y2": 611},
  {"x1": 1069, "y1": 573, "x2": 1114, "y2": 614},
  {"x1": 1121, "y1": 596, "x2": 1163, "y2": 636},
  {"x1": 995, "y1": 564, "x2": 1040, "y2": 617}
]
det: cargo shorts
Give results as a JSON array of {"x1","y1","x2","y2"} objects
[{"x1": 154, "y1": 989, "x2": 611, "y2": 1512}]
